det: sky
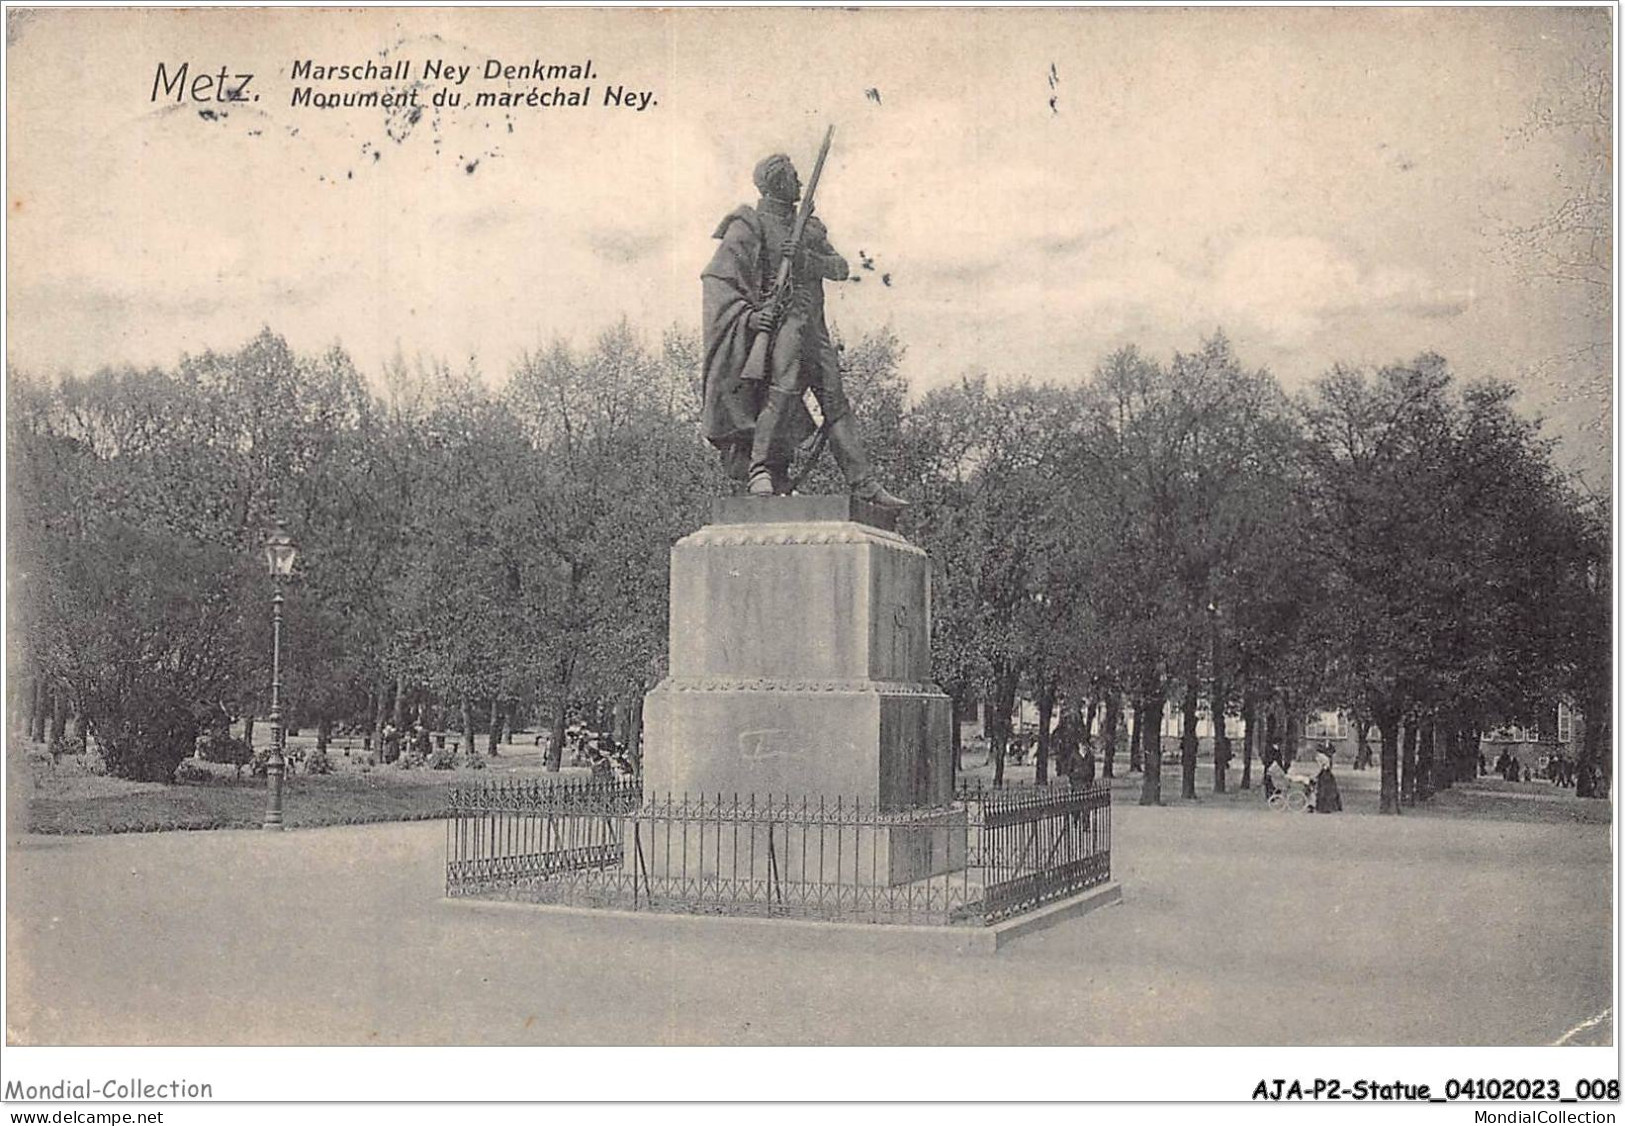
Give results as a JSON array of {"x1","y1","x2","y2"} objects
[{"x1": 5, "y1": 6, "x2": 1613, "y2": 479}]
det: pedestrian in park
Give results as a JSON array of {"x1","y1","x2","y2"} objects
[
  {"x1": 589, "y1": 745, "x2": 613, "y2": 780},
  {"x1": 1066, "y1": 739, "x2": 1097, "y2": 789},
  {"x1": 1059, "y1": 735, "x2": 1097, "y2": 830},
  {"x1": 1052, "y1": 704, "x2": 1082, "y2": 785},
  {"x1": 1313, "y1": 745, "x2": 1342, "y2": 813},
  {"x1": 1262, "y1": 740, "x2": 1283, "y2": 801},
  {"x1": 1265, "y1": 756, "x2": 1289, "y2": 804}
]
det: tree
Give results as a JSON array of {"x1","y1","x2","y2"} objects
[
  {"x1": 901, "y1": 376, "x2": 1072, "y2": 786},
  {"x1": 42, "y1": 523, "x2": 258, "y2": 781},
  {"x1": 505, "y1": 322, "x2": 720, "y2": 769},
  {"x1": 1301, "y1": 359, "x2": 1458, "y2": 812},
  {"x1": 1302, "y1": 356, "x2": 1596, "y2": 812},
  {"x1": 1565, "y1": 496, "x2": 1610, "y2": 797}
]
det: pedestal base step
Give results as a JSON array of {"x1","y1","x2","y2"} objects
[{"x1": 445, "y1": 880, "x2": 1123, "y2": 955}]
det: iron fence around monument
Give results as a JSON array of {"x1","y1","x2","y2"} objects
[
  {"x1": 445, "y1": 777, "x2": 1111, "y2": 927},
  {"x1": 964, "y1": 782, "x2": 1112, "y2": 922},
  {"x1": 444, "y1": 778, "x2": 642, "y2": 895}
]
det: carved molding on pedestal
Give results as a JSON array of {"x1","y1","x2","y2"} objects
[
  {"x1": 655, "y1": 676, "x2": 947, "y2": 697},
  {"x1": 678, "y1": 522, "x2": 926, "y2": 557}
]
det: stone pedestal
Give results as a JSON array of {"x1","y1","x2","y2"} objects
[{"x1": 642, "y1": 496, "x2": 954, "y2": 813}]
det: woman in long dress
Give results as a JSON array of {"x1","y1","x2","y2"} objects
[{"x1": 1313, "y1": 748, "x2": 1343, "y2": 813}]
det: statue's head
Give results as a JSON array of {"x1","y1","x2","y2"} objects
[{"x1": 753, "y1": 153, "x2": 801, "y2": 204}]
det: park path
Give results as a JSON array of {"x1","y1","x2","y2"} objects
[{"x1": 6, "y1": 797, "x2": 1611, "y2": 1046}]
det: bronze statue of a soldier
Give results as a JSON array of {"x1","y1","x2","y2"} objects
[{"x1": 700, "y1": 139, "x2": 907, "y2": 509}]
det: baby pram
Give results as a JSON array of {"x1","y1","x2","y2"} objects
[{"x1": 1267, "y1": 759, "x2": 1318, "y2": 813}]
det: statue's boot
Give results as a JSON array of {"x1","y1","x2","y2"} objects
[
  {"x1": 748, "y1": 465, "x2": 794, "y2": 496},
  {"x1": 826, "y1": 415, "x2": 909, "y2": 509},
  {"x1": 748, "y1": 387, "x2": 799, "y2": 497}
]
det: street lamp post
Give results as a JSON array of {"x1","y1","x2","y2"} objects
[{"x1": 263, "y1": 519, "x2": 299, "y2": 831}]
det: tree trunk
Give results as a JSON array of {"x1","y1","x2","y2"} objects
[
  {"x1": 1240, "y1": 694, "x2": 1256, "y2": 790},
  {"x1": 1264, "y1": 709, "x2": 1279, "y2": 767},
  {"x1": 23, "y1": 674, "x2": 40, "y2": 742},
  {"x1": 47, "y1": 693, "x2": 67, "y2": 750},
  {"x1": 372, "y1": 679, "x2": 389, "y2": 744},
  {"x1": 1128, "y1": 700, "x2": 1142, "y2": 773},
  {"x1": 1353, "y1": 712, "x2": 1373, "y2": 770},
  {"x1": 1462, "y1": 716, "x2": 1479, "y2": 782},
  {"x1": 1377, "y1": 711, "x2": 1401, "y2": 814},
  {"x1": 31, "y1": 681, "x2": 48, "y2": 743},
  {"x1": 1143, "y1": 695, "x2": 1164, "y2": 804},
  {"x1": 316, "y1": 715, "x2": 331, "y2": 755},
  {"x1": 1102, "y1": 692, "x2": 1120, "y2": 779},
  {"x1": 488, "y1": 698, "x2": 503, "y2": 756},
  {"x1": 546, "y1": 656, "x2": 573, "y2": 772},
  {"x1": 1577, "y1": 692, "x2": 1609, "y2": 798},
  {"x1": 989, "y1": 663, "x2": 1018, "y2": 787},
  {"x1": 1179, "y1": 674, "x2": 1200, "y2": 800},
  {"x1": 1035, "y1": 683, "x2": 1055, "y2": 785},
  {"x1": 628, "y1": 693, "x2": 645, "y2": 771},
  {"x1": 1449, "y1": 714, "x2": 1462, "y2": 786},
  {"x1": 1137, "y1": 681, "x2": 1163, "y2": 807},
  {"x1": 1417, "y1": 717, "x2": 1436, "y2": 801},
  {"x1": 1210, "y1": 623, "x2": 1227, "y2": 794},
  {"x1": 392, "y1": 672, "x2": 407, "y2": 730},
  {"x1": 948, "y1": 690, "x2": 963, "y2": 780},
  {"x1": 1401, "y1": 719, "x2": 1419, "y2": 806},
  {"x1": 996, "y1": 669, "x2": 1017, "y2": 782},
  {"x1": 1283, "y1": 706, "x2": 1301, "y2": 768}
]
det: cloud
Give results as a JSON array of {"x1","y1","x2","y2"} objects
[
  {"x1": 0, "y1": 0, "x2": 1596, "y2": 485},
  {"x1": 1399, "y1": 295, "x2": 1475, "y2": 320},
  {"x1": 1033, "y1": 223, "x2": 1124, "y2": 260},
  {"x1": 455, "y1": 206, "x2": 522, "y2": 237},
  {"x1": 1211, "y1": 237, "x2": 1472, "y2": 344},
  {"x1": 586, "y1": 227, "x2": 671, "y2": 265}
]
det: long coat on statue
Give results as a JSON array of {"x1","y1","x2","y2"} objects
[{"x1": 700, "y1": 205, "x2": 816, "y2": 481}]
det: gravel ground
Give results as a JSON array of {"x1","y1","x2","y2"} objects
[{"x1": 6, "y1": 782, "x2": 1610, "y2": 1047}]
